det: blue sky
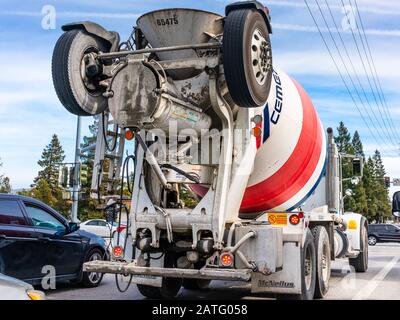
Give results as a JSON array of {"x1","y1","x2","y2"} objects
[{"x1": 0, "y1": 0, "x2": 399, "y2": 196}]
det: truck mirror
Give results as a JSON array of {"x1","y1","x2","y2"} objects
[
  {"x1": 352, "y1": 158, "x2": 363, "y2": 177},
  {"x1": 393, "y1": 191, "x2": 400, "y2": 218}
]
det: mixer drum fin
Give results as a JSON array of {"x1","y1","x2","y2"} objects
[{"x1": 223, "y1": 9, "x2": 273, "y2": 108}]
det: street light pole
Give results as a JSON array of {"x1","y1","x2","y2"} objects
[{"x1": 71, "y1": 116, "x2": 81, "y2": 223}]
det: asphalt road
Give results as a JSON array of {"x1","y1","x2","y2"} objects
[{"x1": 45, "y1": 243, "x2": 400, "y2": 300}]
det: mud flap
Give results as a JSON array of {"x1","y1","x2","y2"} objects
[
  {"x1": 130, "y1": 249, "x2": 164, "y2": 288},
  {"x1": 251, "y1": 242, "x2": 302, "y2": 294}
]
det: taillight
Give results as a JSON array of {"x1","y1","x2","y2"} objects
[
  {"x1": 113, "y1": 246, "x2": 124, "y2": 258},
  {"x1": 289, "y1": 214, "x2": 301, "y2": 226},
  {"x1": 220, "y1": 252, "x2": 234, "y2": 267},
  {"x1": 116, "y1": 226, "x2": 126, "y2": 233}
]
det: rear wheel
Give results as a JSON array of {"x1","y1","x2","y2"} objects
[
  {"x1": 137, "y1": 253, "x2": 182, "y2": 299},
  {"x1": 312, "y1": 226, "x2": 331, "y2": 299},
  {"x1": 349, "y1": 223, "x2": 369, "y2": 272},
  {"x1": 52, "y1": 29, "x2": 109, "y2": 116},
  {"x1": 368, "y1": 235, "x2": 377, "y2": 246},
  {"x1": 182, "y1": 279, "x2": 211, "y2": 290},
  {"x1": 82, "y1": 249, "x2": 104, "y2": 287},
  {"x1": 277, "y1": 229, "x2": 316, "y2": 300},
  {"x1": 223, "y1": 9, "x2": 273, "y2": 108}
]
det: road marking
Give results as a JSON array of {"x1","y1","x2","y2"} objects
[{"x1": 352, "y1": 255, "x2": 400, "y2": 300}]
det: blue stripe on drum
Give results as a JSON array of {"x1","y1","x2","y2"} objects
[
  {"x1": 286, "y1": 148, "x2": 328, "y2": 212},
  {"x1": 263, "y1": 104, "x2": 270, "y2": 143}
]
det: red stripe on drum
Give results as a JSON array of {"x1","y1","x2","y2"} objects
[{"x1": 240, "y1": 79, "x2": 323, "y2": 213}]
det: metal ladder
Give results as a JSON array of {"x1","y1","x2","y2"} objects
[{"x1": 91, "y1": 112, "x2": 126, "y2": 199}]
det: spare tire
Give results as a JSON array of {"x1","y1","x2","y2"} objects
[
  {"x1": 52, "y1": 29, "x2": 109, "y2": 116},
  {"x1": 223, "y1": 9, "x2": 273, "y2": 108}
]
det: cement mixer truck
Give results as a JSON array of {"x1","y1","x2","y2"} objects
[{"x1": 51, "y1": 1, "x2": 368, "y2": 300}]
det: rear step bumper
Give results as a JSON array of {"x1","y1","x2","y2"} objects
[{"x1": 84, "y1": 261, "x2": 251, "y2": 281}]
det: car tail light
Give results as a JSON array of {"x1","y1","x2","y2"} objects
[
  {"x1": 113, "y1": 246, "x2": 124, "y2": 258},
  {"x1": 116, "y1": 226, "x2": 126, "y2": 233},
  {"x1": 220, "y1": 252, "x2": 234, "y2": 267},
  {"x1": 289, "y1": 214, "x2": 301, "y2": 226}
]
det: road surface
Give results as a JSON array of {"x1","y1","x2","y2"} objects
[{"x1": 45, "y1": 243, "x2": 400, "y2": 300}]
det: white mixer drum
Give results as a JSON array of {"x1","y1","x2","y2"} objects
[{"x1": 240, "y1": 67, "x2": 327, "y2": 214}]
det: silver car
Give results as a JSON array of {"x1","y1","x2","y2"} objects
[{"x1": 0, "y1": 273, "x2": 46, "y2": 300}]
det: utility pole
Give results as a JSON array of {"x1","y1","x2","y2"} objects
[{"x1": 71, "y1": 116, "x2": 81, "y2": 223}]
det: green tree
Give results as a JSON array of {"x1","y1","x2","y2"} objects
[
  {"x1": 335, "y1": 122, "x2": 355, "y2": 210},
  {"x1": 348, "y1": 131, "x2": 367, "y2": 214},
  {"x1": 78, "y1": 119, "x2": 103, "y2": 221},
  {"x1": 34, "y1": 134, "x2": 65, "y2": 188},
  {"x1": 31, "y1": 179, "x2": 57, "y2": 207},
  {"x1": 0, "y1": 158, "x2": 11, "y2": 194},
  {"x1": 352, "y1": 131, "x2": 365, "y2": 158},
  {"x1": 32, "y1": 135, "x2": 70, "y2": 218},
  {"x1": 371, "y1": 150, "x2": 391, "y2": 222},
  {"x1": 335, "y1": 121, "x2": 354, "y2": 155}
]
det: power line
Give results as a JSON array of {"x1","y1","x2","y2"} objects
[
  {"x1": 302, "y1": 0, "x2": 394, "y2": 153},
  {"x1": 352, "y1": 0, "x2": 400, "y2": 145},
  {"x1": 319, "y1": 0, "x2": 396, "y2": 148},
  {"x1": 338, "y1": 0, "x2": 398, "y2": 147},
  {"x1": 342, "y1": 0, "x2": 399, "y2": 146},
  {"x1": 308, "y1": 0, "x2": 395, "y2": 152}
]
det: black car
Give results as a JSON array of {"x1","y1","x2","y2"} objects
[
  {"x1": 368, "y1": 224, "x2": 400, "y2": 246},
  {"x1": 0, "y1": 194, "x2": 107, "y2": 287}
]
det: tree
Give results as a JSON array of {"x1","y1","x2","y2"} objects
[
  {"x1": 78, "y1": 119, "x2": 103, "y2": 221},
  {"x1": 0, "y1": 158, "x2": 12, "y2": 194},
  {"x1": 31, "y1": 179, "x2": 57, "y2": 207},
  {"x1": 34, "y1": 134, "x2": 65, "y2": 189},
  {"x1": 371, "y1": 150, "x2": 391, "y2": 222},
  {"x1": 352, "y1": 131, "x2": 365, "y2": 158},
  {"x1": 335, "y1": 122, "x2": 355, "y2": 210},
  {"x1": 348, "y1": 131, "x2": 367, "y2": 214},
  {"x1": 32, "y1": 135, "x2": 70, "y2": 218},
  {"x1": 335, "y1": 121, "x2": 354, "y2": 154}
]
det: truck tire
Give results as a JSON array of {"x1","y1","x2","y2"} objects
[
  {"x1": 182, "y1": 279, "x2": 211, "y2": 290},
  {"x1": 349, "y1": 222, "x2": 368, "y2": 272},
  {"x1": 137, "y1": 253, "x2": 182, "y2": 299},
  {"x1": 223, "y1": 9, "x2": 273, "y2": 108},
  {"x1": 312, "y1": 226, "x2": 331, "y2": 299},
  {"x1": 52, "y1": 29, "x2": 109, "y2": 116},
  {"x1": 276, "y1": 229, "x2": 316, "y2": 300}
]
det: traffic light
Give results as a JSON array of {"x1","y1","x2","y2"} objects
[
  {"x1": 80, "y1": 163, "x2": 89, "y2": 186},
  {"x1": 59, "y1": 166, "x2": 69, "y2": 189},
  {"x1": 69, "y1": 167, "x2": 75, "y2": 189},
  {"x1": 385, "y1": 177, "x2": 391, "y2": 188}
]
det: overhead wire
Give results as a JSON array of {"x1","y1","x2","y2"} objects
[
  {"x1": 322, "y1": 0, "x2": 398, "y2": 148},
  {"x1": 304, "y1": 0, "x2": 394, "y2": 153},
  {"x1": 351, "y1": 0, "x2": 400, "y2": 146},
  {"x1": 339, "y1": 0, "x2": 399, "y2": 146}
]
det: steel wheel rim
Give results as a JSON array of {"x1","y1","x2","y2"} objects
[
  {"x1": 250, "y1": 28, "x2": 271, "y2": 86},
  {"x1": 368, "y1": 236, "x2": 376, "y2": 245},
  {"x1": 304, "y1": 245, "x2": 313, "y2": 290},
  {"x1": 80, "y1": 47, "x2": 103, "y2": 97},
  {"x1": 88, "y1": 252, "x2": 102, "y2": 283}
]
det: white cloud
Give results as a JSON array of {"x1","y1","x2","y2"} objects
[
  {"x1": 1, "y1": 10, "x2": 140, "y2": 19},
  {"x1": 273, "y1": 22, "x2": 400, "y2": 37},
  {"x1": 265, "y1": 0, "x2": 400, "y2": 16}
]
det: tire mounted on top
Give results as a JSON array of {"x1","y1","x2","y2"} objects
[
  {"x1": 52, "y1": 29, "x2": 110, "y2": 116},
  {"x1": 223, "y1": 8, "x2": 273, "y2": 108}
]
